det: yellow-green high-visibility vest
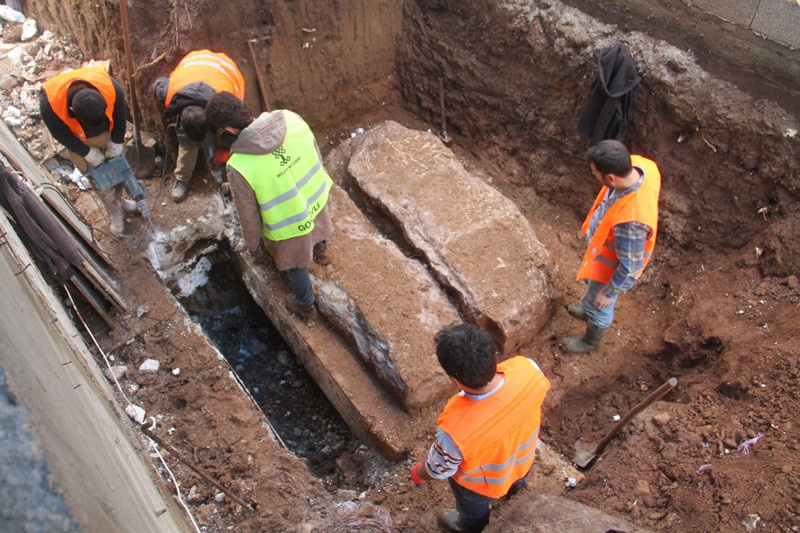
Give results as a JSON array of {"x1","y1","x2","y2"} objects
[{"x1": 227, "y1": 111, "x2": 332, "y2": 241}]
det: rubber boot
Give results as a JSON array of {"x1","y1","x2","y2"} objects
[
  {"x1": 121, "y1": 197, "x2": 138, "y2": 214},
  {"x1": 567, "y1": 301, "x2": 587, "y2": 321},
  {"x1": 437, "y1": 509, "x2": 470, "y2": 532},
  {"x1": 100, "y1": 186, "x2": 125, "y2": 236},
  {"x1": 561, "y1": 323, "x2": 608, "y2": 353}
]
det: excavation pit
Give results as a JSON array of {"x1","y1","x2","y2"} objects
[
  {"x1": 1, "y1": 0, "x2": 799, "y2": 531},
  {"x1": 174, "y1": 251, "x2": 356, "y2": 479}
]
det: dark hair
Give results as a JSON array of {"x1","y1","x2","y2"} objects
[
  {"x1": 435, "y1": 323, "x2": 497, "y2": 390},
  {"x1": 181, "y1": 105, "x2": 208, "y2": 142},
  {"x1": 585, "y1": 140, "x2": 632, "y2": 176},
  {"x1": 71, "y1": 88, "x2": 107, "y2": 126},
  {"x1": 205, "y1": 91, "x2": 253, "y2": 132}
]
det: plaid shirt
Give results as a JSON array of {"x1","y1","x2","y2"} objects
[{"x1": 586, "y1": 167, "x2": 652, "y2": 295}]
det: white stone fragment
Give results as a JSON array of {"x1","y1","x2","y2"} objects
[
  {"x1": 21, "y1": 18, "x2": 38, "y2": 41},
  {"x1": 139, "y1": 359, "x2": 160, "y2": 374},
  {"x1": 215, "y1": 492, "x2": 226, "y2": 502},
  {"x1": 0, "y1": 5, "x2": 26, "y2": 23},
  {"x1": 6, "y1": 46, "x2": 30, "y2": 67},
  {"x1": 103, "y1": 365, "x2": 128, "y2": 381},
  {"x1": 125, "y1": 404, "x2": 146, "y2": 424},
  {"x1": 172, "y1": 368, "x2": 181, "y2": 376}
]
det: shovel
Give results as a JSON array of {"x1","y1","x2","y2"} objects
[{"x1": 573, "y1": 377, "x2": 677, "y2": 470}]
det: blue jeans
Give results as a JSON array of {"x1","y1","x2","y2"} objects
[
  {"x1": 447, "y1": 476, "x2": 528, "y2": 532},
  {"x1": 286, "y1": 267, "x2": 314, "y2": 308},
  {"x1": 581, "y1": 279, "x2": 619, "y2": 330}
]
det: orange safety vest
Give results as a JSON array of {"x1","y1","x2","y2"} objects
[
  {"x1": 41, "y1": 66, "x2": 116, "y2": 141},
  {"x1": 164, "y1": 50, "x2": 245, "y2": 108},
  {"x1": 438, "y1": 356, "x2": 550, "y2": 499},
  {"x1": 577, "y1": 155, "x2": 661, "y2": 284}
]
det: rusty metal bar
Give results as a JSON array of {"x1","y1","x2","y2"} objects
[{"x1": 140, "y1": 424, "x2": 255, "y2": 512}]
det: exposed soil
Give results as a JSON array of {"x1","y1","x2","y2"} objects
[{"x1": 4, "y1": 0, "x2": 800, "y2": 531}]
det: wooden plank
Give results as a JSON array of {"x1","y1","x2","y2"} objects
[
  {"x1": 69, "y1": 273, "x2": 116, "y2": 329},
  {"x1": 78, "y1": 260, "x2": 126, "y2": 314}
]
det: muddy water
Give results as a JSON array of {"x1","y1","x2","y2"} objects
[{"x1": 175, "y1": 252, "x2": 355, "y2": 478}]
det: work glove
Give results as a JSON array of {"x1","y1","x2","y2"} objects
[
  {"x1": 85, "y1": 147, "x2": 105, "y2": 167},
  {"x1": 213, "y1": 148, "x2": 230, "y2": 165},
  {"x1": 105, "y1": 141, "x2": 124, "y2": 159},
  {"x1": 410, "y1": 461, "x2": 427, "y2": 486}
]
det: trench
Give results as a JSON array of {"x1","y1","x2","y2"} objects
[
  {"x1": 7, "y1": 0, "x2": 800, "y2": 529},
  {"x1": 172, "y1": 244, "x2": 357, "y2": 480}
]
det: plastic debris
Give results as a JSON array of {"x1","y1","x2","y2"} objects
[
  {"x1": 736, "y1": 433, "x2": 764, "y2": 455},
  {"x1": 565, "y1": 477, "x2": 577, "y2": 488},
  {"x1": 2, "y1": 105, "x2": 23, "y2": 127},
  {"x1": 65, "y1": 167, "x2": 92, "y2": 190},
  {"x1": 611, "y1": 414, "x2": 621, "y2": 422},
  {"x1": 696, "y1": 464, "x2": 712, "y2": 474},
  {"x1": 742, "y1": 514, "x2": 760, "y2": 532}
]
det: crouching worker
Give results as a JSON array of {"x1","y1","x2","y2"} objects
[
  {"x1": 152, "y1": 49, "x2": 245, "y2": 202},
  {"x1": 40, "y1": 66, "x2": 134, "y2": 236},
  {"x1": 205, "y1": 91, "x2": 332, "y2": 315},
  {"x1": 411, "y1": 323, "x2": 551, "y2": 532}
]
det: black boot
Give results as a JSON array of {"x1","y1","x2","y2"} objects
[{"x1": 561, "y1": 323, "x2": 608, "y2": 353}]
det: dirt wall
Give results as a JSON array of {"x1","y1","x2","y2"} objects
[
  {"x1": 27, "y1": 0, "x2": 403, "y2": 140},
  {"x1": 0, "y1": 215, "x2": 190, "y2": 533},
  {"x1": 397, "y1": 0, "x2": 800, "y2": 263},
  {"x1": 563, "y1": 0, "x2": 800, "y2": 119},
  {"x1": 26, "y1": 0, "x2": 800, "y2": 263}
]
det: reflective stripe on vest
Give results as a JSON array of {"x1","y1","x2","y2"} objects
[
  {"x1": 165, "y1": 50, "x2": 245, "y2": 108},
  {"x1": 42, "y1": 66, "x2": 116, "y2": 141},
  {"x1": 577, "y1": 155, "x2": 661, "y2": 284},
  {"x1": 227, "y1": 111, "x2": 332, "y2": 242},
  {"x1": 438, "y1": 356, "x2": 551, "y2": 499}
]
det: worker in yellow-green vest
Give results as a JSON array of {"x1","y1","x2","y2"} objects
[{"x1": 205, "y1": 91, "x2": 332, "y2": 315}]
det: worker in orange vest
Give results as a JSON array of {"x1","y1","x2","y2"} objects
[
  {"x1": 152, "y1": 50, "x2": 245, "y2": 202},
  {"x1": 411, "y1": 323, "x2": 551, "y2": 532},
  {"x1": 561, "y1": 140, "x2": 661, "y2": 352},
  {"x1": 40, "y1": 66, "x2": 134, "y2": 237}
]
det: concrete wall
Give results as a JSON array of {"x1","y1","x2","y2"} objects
[{"x1": 0, "y1": 215, "x2": 189, "y2": 532}]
